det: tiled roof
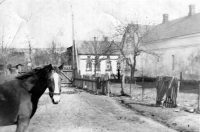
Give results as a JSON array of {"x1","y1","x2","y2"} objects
[
  {"x1": 142, "y1": 12, "x2": 200, "y2": 43},
  {"x1": 76, "y1": 40, "x2": 120, "y2": 55}
]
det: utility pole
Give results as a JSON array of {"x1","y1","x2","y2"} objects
[
  {"x1": 71, "y1": 5, "x2": 76, "y2": 80},
  {"x1": 71, "y1": 5, "x2": 79, "y2": 81}
]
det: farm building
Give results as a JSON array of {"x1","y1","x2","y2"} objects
[
  {"x1": 0, "y1": 51, "x2": 26, "y2": 74},
  {"x1": 74, "y1": 37, "x2": 120, "y2": 76},
  {"x1": 7, "y1": 52, "x2": 26, "y2": 66},
  {"x1": 60, "y1": 46, "x2": 72, "y2": 66},
  {"x1": 140, "y1": 5, "x2": 200, "y2": 80}
]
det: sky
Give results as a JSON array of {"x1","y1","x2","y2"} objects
[{"x1": 0, "y1": 0, "x2": 200, "y2": 48}]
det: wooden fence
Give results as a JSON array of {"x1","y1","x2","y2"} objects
[
  {"x1": 63, "y1": 65, "x2": 72, "y2": 70},
  {"x1": 74, "y1": 75, "x2": 110, "y2": 95}
]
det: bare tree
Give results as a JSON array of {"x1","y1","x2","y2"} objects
[
  {"x1": 0, "y1": 10, "x2": 32, "y2": 72},
  {"x1": 0, "y1": 25, "x2": 12, "y2": 55},
  {"x1": 82, "y1": 37, "x2": 118, "y2": 77},
  {"x1": 0, "y1": 0, "x2": 6, "y2": 5},
  {"x1": 0, "y1": 24, "x2": 15, "y2": 73},
  {"x1": 34, "y1": 40, "x2": 62, "y2": 66},
  {"x1": 26, "y1": 36, "x2": 34, "y2": 69},
  {"x1": 112, "y1": 22, "x2": 158, "y2": 95},
  {"x1": 34, "y1": 50, "x2": 50, "y2": 66},
  {"x1": 49, "y1": 40, "x2": 60, "y2": 65}
]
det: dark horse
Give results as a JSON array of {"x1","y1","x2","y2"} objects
[{"x1": 0, "y1": 64, "x2": 64, "y2": 132}]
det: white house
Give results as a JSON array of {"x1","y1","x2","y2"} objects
[
  {"x1": 141, "y1": 5, "x2": 200, "y2": 80},
  {"x1": 75, "y1": 37, "x2": 120, "y2": 77}
]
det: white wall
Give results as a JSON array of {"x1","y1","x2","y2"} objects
[
  {"x1": 78, "y1": 55, "x2": 119, "y2": 76},
  {"x1": 141, "y1": 33, "x2": 200, "y2": 80}
]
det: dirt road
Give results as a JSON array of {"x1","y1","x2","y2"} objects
[{"x1": 0, "y1": 87, "x2": 177, "y2": 132}]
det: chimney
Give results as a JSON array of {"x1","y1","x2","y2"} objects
[
  {"x1": 93, "y1": 37, "x2": 96, "y2": 41},
  {"x1": 162, "y1": 14, "x2": 169, "y2": 23},
  {"x1": 104, "y1": 37, "x2": 108, "y2": 41},
  {"x1": 188, "y1": 5, "x2": 195, "y2": 16}
]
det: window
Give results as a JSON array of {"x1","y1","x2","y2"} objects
[
  {"x1": 106, "y1": 56, "x2": 112, "y2": 71},
  {"x1": 86, "y1": 56, "x2": 92, "y2": 71},
  {"x1": 106, "y1": 62, "x2": 111, "y2": 71}
]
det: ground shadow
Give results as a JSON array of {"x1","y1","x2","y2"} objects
[
  {"x1": 110, "y1": 93, "x2": 131, "y2": 98},
  {"x1": 125, "y1": 102, "x2": 155, "y2": 107},
  {"x1": 136, "y1": 82, "x2": 156, "y2": 89},
  {"x1": 44, "y1": 90, "x2": 78, "y2": 95}
]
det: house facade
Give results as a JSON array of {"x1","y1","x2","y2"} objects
[
  {"x1": 78, "y1": 55, "x2": 119, "y2": 76},
  {"x1": 75, "y1": 37, "x2": 120, "y2": 76},
  {"x1": 141, "y1": 5, "x2": 200, "y2": 80}
]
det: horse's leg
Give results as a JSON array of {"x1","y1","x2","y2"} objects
[
  {"x1": 16, "y1": 117, "x2": 30, "y2": 132},
  {"x1": 16, "y1": 99, "x2": 32, "y2": 132}
]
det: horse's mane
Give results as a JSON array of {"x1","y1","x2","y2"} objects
[
  {"x1": 16, "y1": 67, "x2": 42, "y2": 80},
  {"x1": 16, "y1": 64, "x2": 60, "y2": 80}
]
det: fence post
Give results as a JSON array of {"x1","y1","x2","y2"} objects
[
  {"x1": 89, "y1": 76, "x2": 92, "y2": 91},
  {"x1": 155, "y1": 76, "x2": 159, "y2": 105},
  {"x1": 121, "y1": 74, "x2": 125, "y2": 95},
  {"x1": 198, "y1": 84, "x2": 200, "y2": 112},
  {"x1": 83, "y1": 75, "x2": 85, "y2": 89},
  {"x1": 72, "y1": 77, "x2": 76, "y2": 87},
  {"x1": 92, "y1": 80, "x2": 94, "y2": 91},
  {"x1": 176, "y1": 80, "x2": 180, "y2": 106},
  {"x1": 86, "y1": 76, "x2": 88, "y2": 90},
  {"x1": 81, "y1": 75, "x2": 83, "y2": 89},
  {"x1": 79, "y1": 74, "x2": 81, "y2": 88},
  {"x1": 104, "y1": 74, "x2": 110, "y2": 96},
  {"x1": 142, "y1": 76, "x2": 144, "y2": 102},
  {"x1": 96, "y1": 77, "x2": 100, "y2": 93},
  {"x1": 180, "y1": 72, "x2": 182, "y2": 90},
  {"x1": 106, "y1": 80, "x2": 110, "y2": 96},
  {"x1": 101, "y1": 78, "x2": 103, "y2": 94}
]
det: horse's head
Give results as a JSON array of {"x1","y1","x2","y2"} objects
[{"x1": 45, "y1": 64, "x2": 64, "y2": 104}]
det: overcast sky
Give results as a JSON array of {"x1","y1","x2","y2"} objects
[{"x1": 0, "y1": 0, "x2": 200, "y2": 48}]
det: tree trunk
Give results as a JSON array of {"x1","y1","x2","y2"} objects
[
  {"x1": 121, "y1": 74, "x2": 125, "y2": 95},
  {"x1": 130, "y1": 67, "x2": 135, "y2": 96},
  {"x1": 117, "y1": 69, "x2": 120, "y2": 80},
  {"x1": 94, "y1": 65, "x2": 97, "y2": 77},
  {"x1": 130, "y1": 67, "x2": 132, "y2": 95},
  {"x1": 130, "y1": 55, "x2": 137, "y2": 96}
]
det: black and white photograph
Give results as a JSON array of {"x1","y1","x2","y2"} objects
[{"x1": 0, "y1": 0, "x2": 200, "y2": 132}]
